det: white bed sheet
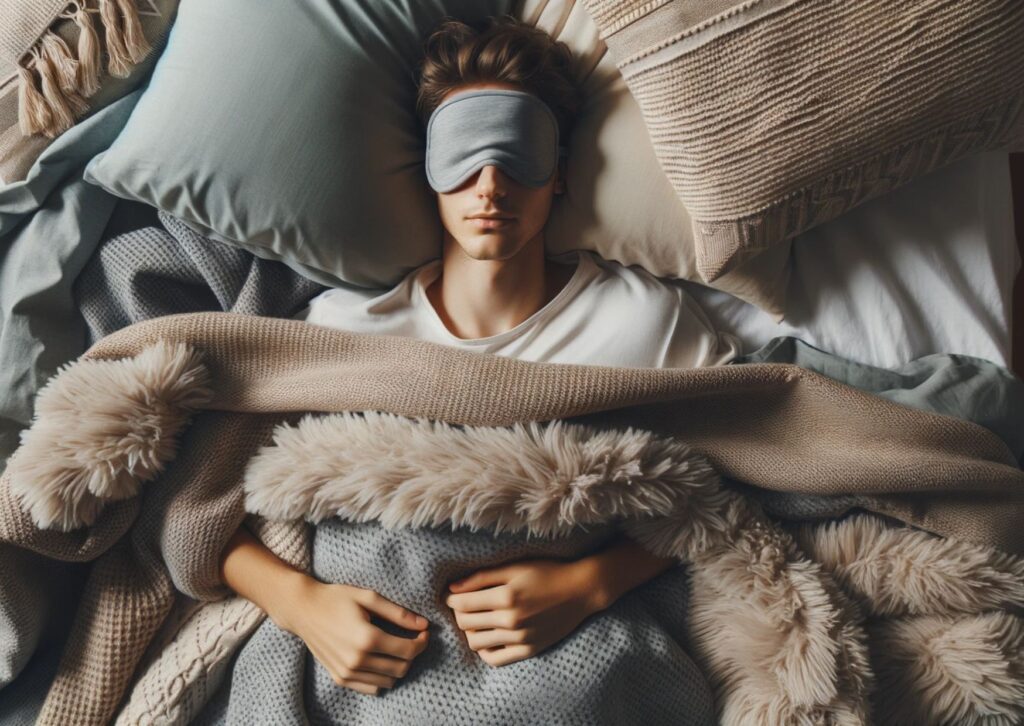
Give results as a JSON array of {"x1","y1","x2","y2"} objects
[{"x1": 683, "y1": 150, "x2": 1020, "y2": 370}]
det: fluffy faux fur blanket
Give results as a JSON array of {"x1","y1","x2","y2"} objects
[{"x1": 1, "y1": 312, "x2": 1023, "y2": 725}]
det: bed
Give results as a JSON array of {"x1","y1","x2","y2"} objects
[{"x1": 1, "y1": 1, "x2": 1023, "y2": 725}]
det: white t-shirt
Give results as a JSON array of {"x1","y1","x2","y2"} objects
[{"x1": 295, "y1": 250, "x2": 740, "y2": 369}]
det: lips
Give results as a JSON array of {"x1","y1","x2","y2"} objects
[{"x1": 470, "y1": 217, "x2": 514, "y2": 230}]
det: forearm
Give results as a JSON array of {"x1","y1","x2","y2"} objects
[
  {"x1": 218, "y1": 522, "x2": 311, "y2": 631},
  {"x1": 582, "y1": 532, "x2": 679, "y2": 611}
]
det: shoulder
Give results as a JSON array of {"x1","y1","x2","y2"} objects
[
  {"x1": 304, "y1": 261, "x2": 434, "y2": 325},
  {"x1": 579, "y1": 251, "x2": 685, "y2": 309},
  {"x1": 579, "y1": 252, "x2": 740, "y2": 367},
  {"x1": 308, "y1": 285, "x2": 382, "y2": 309}
]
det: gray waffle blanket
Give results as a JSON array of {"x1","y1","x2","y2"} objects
[
  {"x1": 75, "y1": 206, "x2": 327, "y2": 344},
  {"x1": 195, "y1": 520, "x2": 714, "y2": 726}
]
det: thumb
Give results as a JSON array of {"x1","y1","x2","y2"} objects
[
  {"x1": 449, "y1": 567, "x2": 511, "y2": 592},
  {"x1": 357, "y1": 590, "x2": 429, "y2": 630}
]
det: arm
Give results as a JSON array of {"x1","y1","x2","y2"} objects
[
  {"x1": 581, "y1": 531, "x2": 679, "y2": 612},
  {"x1": 218, "y1": 523, "x2": 430, "y2": 696},
  {"x1": 217, "y1": 522, "x2": 310, "y2": 632}
]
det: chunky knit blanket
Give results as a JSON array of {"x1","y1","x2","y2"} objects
[{"x1": 2, "y1": 312, "x2": 1024, "y2": 725}]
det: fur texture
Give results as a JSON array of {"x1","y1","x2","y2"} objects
[
  {"x1": 870, "y1": 613, "x2": 1024, "y2": 725},
  {"x1": 8, "y1": 340, "x2": 212, "y2": 530},
  {"x1": 241, "y1": 411, "x2": 1024, "y2": 726},
  {"x1": 11, "y1": 340, "x2": 1024, "y2": 724},
  {"x1": 793, "y1": 516, "x2": 1024, "y2": 617}
]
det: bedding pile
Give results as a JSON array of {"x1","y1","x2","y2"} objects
[
  {"x1": 2, "y1": 2, "x2": 1024, "y2": 723},
  {"x1": 1, "y1": 313, "x2": 1023, "y2": 725}
]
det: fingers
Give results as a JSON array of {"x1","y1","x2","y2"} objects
[
  {"x1": 336, "y1": 667, "x2": 397, "y2": 690},
  {"x1": 464, "y1": 628, "x2": 529, "y2": 651},
  {"x1": 445, "y1": 584, "x2": 513, "y2": 613},
  {"x1": 452, "y1": 608, "x2": 519, "y2": 631},
  {"x1": 364, "y1": 627, "x2": 430, "y2": 661},
  {"x1": 349, "y1": 652, "x2": 413, "y2": 679},
  {"x1": 478, "y1": 643, "x2": 535, "y2": 667},
  {"x1": 328, "y1": 630, "x2": 426, "y2": 696},
  {"x1": 448, "y1": 567, "x2": 511, "y2": 593},
  {"x1": 335, "y1": 678, "x2": 379, "y2": 696},
  {"x1": 357, "y1": 590, "x2": 429, "y2": 630}
]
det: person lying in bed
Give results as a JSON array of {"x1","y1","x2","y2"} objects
[{"x1": 219, "y1": 15, "x2": 740, "y2": 699}]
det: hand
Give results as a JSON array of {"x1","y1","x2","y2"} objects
[
  {"x1": 444, "y1": 557, "x2": 605, "y2": 667},
  {"x1": 276, "y1": 575, "x2": 431, "y2": 696}
]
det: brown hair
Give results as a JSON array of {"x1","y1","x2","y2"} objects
[{"x1": 415, "y1": 15, "x2": 582, "y2": 143}]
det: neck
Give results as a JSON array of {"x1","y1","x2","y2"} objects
[{"x1": 425, "y1": 232, "x2": 571, "y2": 340}]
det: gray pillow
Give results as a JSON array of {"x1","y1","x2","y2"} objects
[{"x1": 84, "y1": 0, "x2": 511, "y2": 289}]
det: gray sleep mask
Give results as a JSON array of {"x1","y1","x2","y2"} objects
[{"x1": 425, "y1": 89, "x2": 567, "y2": 193}]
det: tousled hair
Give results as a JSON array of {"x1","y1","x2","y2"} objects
[{"x1": 415, "y1": 15, "x2": 581, "y2": 143}]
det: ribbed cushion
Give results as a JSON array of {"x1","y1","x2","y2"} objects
[
  {"x1": 583, "y1": 0, "x2": 1024, "y2": 283},
  {"x1": 524, "y1": 0, "x2": 785, "y2": 318}
]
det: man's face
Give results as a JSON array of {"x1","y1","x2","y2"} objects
[{"x1": 433, "y1": 81, "x2": 565, "y2": 261}]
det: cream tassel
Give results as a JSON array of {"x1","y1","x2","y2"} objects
[
  {"x1": 16, "y1": 63, "x2": 53, "y2": 136},
  {"x1": 16, "y1": 0, "x2": 151, "y2": 137},
  {"x1": 38, "y1": 31, "x2": 92, "y2": 119},
  {"x1": 114, "y1": 0, "x2": 151, "y2": 63},
  {"x1": 33, "y1": 47, "x2": 78, "y2": 137},
  {"x1": 98, "y1": 0, "x2": 133, "y2": 77},
  {"x1": 39, "y1": 32, "x2": 80, "y2": 95},
  {"x1": 63, "y1": 0, "x2": 102, "y2": 97}
]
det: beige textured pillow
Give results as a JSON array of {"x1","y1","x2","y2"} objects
[
  {"x1": 0, "y1": 0, "x2": 178, "y2": 184},
  {"x1": 523, "y1": 0, "x2": 790, "y2": 318},
  {"x1": 580, "y1": 0, "x2": 1024, "y2": 286}
]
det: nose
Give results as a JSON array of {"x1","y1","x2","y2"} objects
[{"x1": 475, "y1": 164, "x2": 507, "y2": 200}]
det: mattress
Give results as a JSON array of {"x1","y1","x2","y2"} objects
[{"x1": 683, "y1": 149, "x2": 1020, "y2": 370}]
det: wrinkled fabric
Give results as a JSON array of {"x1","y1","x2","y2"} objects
[{"x1": 0, "y1": 91, "x2": 142, "y2": 467}]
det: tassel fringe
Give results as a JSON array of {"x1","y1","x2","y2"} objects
[
  {"x1": 115, "y1": 0, "x2": 152, "y2": 63},
  {"x1": 73, "y1": 1, "x2": 103, "y2": 96},
  {"x1": 98, "y1": 0, "x2": 132, "y2": 77},
  {"x1": 14, "y1": 0, "x2": 153, "y2": 137},
  {"x1": 16, "y1": 63, "x2": 54, "y2": 138}
]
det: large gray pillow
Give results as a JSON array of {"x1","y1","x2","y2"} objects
[{"x1": 84, "y1": 0, "x2": 511, "y2": 289}]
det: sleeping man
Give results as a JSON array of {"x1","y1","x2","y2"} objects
[{"x1": 218, "y1": 15, "x2": 740, "y2": 699}]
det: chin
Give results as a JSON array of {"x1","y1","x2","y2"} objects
[{"x1": 458, "y1": 234, "x2": 524, "y2": 261}]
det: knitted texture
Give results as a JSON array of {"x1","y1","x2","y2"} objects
[
  {"x1": 582, "y1": 0, "x2": 1024, "y2": 282},
  {"x1": 1, "y1": 314, "x2": 1023, "y2": 724},
  {"x1": 0, "y1": 0, "x2": 180, "y2": 183},
  {"x1": 75, "y1": 210, "x2": 326, "y2": 345},
  {"x1": 113, "y1": 515, "x2": 311, "y2": 726},
  {"x1": 6, "y1": 412, "x2": 285, "y2": 725},
  {"x1": 197, "y1": 520, "x2": 713, "y2": 725},
  {"x1": 72, "y1": 313, "x2": 1024, "y2": 550}
]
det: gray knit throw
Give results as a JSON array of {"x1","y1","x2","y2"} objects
[{"x1": 195, "y1": 520, "x2": 716, "y2": 726}]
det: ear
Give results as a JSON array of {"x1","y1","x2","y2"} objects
[{"x1": 554, "y1": 157, "x2": 567, "y2": 195}]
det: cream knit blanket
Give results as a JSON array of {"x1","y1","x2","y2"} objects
[{"x1": 1, "y1": 312, "x2": 1022, "y2": 724}]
